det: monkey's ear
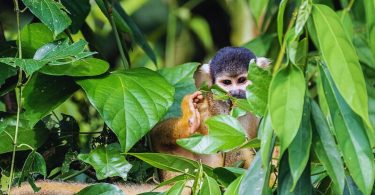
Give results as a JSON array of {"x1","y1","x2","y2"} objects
[
  {"x1": 194, "y1": 63, "x2": 212, "y2": 88},
  {"x1": 255, "y1": 57, "x2": 272, "y2": 69}
]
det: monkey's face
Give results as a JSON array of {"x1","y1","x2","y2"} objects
[{"x1": 216, "y1": 73, "x2": 250, "y2": 99}]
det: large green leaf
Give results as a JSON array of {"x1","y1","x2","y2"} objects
[
  {"x1": 0, "y1": 58, "x2": 46, "y2": 75},
  {"x1": 166, "y1": 181, "x2": 186, "y2": 195},
  {"x1": 177, "y1": 115, "x2": 247, "y2": 154},
  {"x1": 277, "y1": 0, "x2": 288, "y2": 45},
  {"x1": 199, "y1": 175, "x2": 221, "y2": 195},
  {"x1": 312, "y1": 4, "x2": 370, "y2": 126},
  {"x1": 76, "y1": 183, "x2": 124, "y2": 195},
  {"x1": 0, "y1": 117, "x2": 49, "y2": 154},
  {"x1": 40, "y1": 58, "x2": 109, "y2": 77},
  {"x1": 21, "y1": 0, "x2": 71, "y2": 36},
  {"x1": 128, "y1": 153, "x2": 213, "y2": 177},
  {"x1": 223, "y1": 174, "x2": 244, "y2": 195},
  {"x1": 61, "y1": 0, "x2": 91, "y2": 34},
  {"x1": 288, "y1": 97, "x2": 311, "y2": 190},
  {"x1": 158, "y1": 63, "x2": 199, "y2": 119},
  {"x1": 269, "y1": 65, "x2": 306, "y2": 154},
  {"x1": 239, "y1": 154, "x2": 271, "y2": 195},
  {"x1": 23, "y1": 73, "x2": 79, "y2": 126},
  {"x1": 78, "y1": 143, "x2": 132, "y2": 180},
  {"x1": 18, "y1": 151, "x2": 47, "y2": 185},
  {"x1": 311, "y1": 100, "x2": 345, "y2": 194},
  {"x1": 77, "y1": 68, "x2": 174, "y2": 152},
  {"x1": 246, "y1": 62, "x2": 272, "y2": 117},
  {"x1": 320, "y1": 65, "x2": 375, "y2": 195}
]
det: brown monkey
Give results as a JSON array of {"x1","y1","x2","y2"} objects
[{"x1": 151, "y1": 47, "x2": 271, "y2": 180}]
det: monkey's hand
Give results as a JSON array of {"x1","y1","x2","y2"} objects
[{"x1": 184, "y1": 91, "x2": 203, "y2": 134}]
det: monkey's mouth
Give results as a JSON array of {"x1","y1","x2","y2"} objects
[{"x1": 229, "y1": 90, "x2": 246, "y2": 99}]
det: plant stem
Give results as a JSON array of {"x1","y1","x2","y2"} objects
[
  {"x1": 165, "y1": 0, "x2": 177, "y2": 67},
  {"x1": 104, "y1": 0, "x2": 129, "y2": 70},
  {"x1": 8, "y1": 0, "x2": 23, "y2": 194},
  {"x1": 272, "y1": 10, "x2": 298, "y2": 75}
]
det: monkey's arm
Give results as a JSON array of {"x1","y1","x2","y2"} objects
[{"x1": 151, "y1": 91, "x2": 203, "y2": 151}]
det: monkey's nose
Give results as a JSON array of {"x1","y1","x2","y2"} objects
[{"x1": 230, "y1": 90, "x2": 246, "y2": 99}]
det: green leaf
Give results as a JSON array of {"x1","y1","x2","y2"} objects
[
  {"x1": 364, "y1": 0, "x2": 375, "y2": 36},
  {"x1": 0, "y1": 58, "x2": 46, "y2": 75},
  {"x1": 224, "y1": 174, "x2": 244, "y2": 195},
  {"x1": 189, "y1": 17, "x2": 214, "y2": 52},
  {"x1": 158, "y1": 63, "x2": 199, "y2": 119},
  {"x1": 269, "y1": 65, "x2": 306, "y2": 154},
  {"x1": 312, "y1": 4, "x2": 370, "y2": 126},
  {"x1": 128, "y1": 153, "x2": 213, "y2": 177},
  {"x1": 258, "y1": 112, "x2": 274, "y2": 168},
  {"x1": 20, "y1": 23, "x2": 64, "y2": 58},
  {"x1": 277, "y1": 0, "x2": 288, "y2": 45},
  {"x1": 320, "y1": 65, "x2": 375, "y2": 195},
  {"x1": 246, "y1": 62, "x2": 272, "y2": 116},
  {"x1": 18, "y1": 151, "x2": 47, "y2": 185},
  {"x1": 288, "y1": 97, "x2": 312, "y2": 190},
  {"x1": 277, "y1": 153, "x2": 313, "y2": 195},
  {"x1": 311, "y1": 100, "x2": 345, "y2": 194},
  {"x1": 76, "y1": 183, "x2": 124, "y2": 195},
  {"x1": 353, "y1": 34, "x2": 375, "y2": 69},
  {"x1": 295, "y1": 0, "x2": 312, "y2": 36},
  {"x1": 78, "y1": 143, "x2": 132, "y2": 180},
  {"x1": 242, "y1": 33, "x2": 276, "y2": 57},
  {"x1": 0, "y1": 117, "x2": 49, "y2": 154},
  {"x1": 40, "y1": 58, "x2": 109, "y2": 77},
  {"x1": 343, "y1": 175, "x2": 362, "y2": 195},
  {"x1": 0, "y1": 64, "x2": 17, "y2": 86},
  {"x1": 166, "y1": 181, "x2": 186, "y2": 195},
  {"x1": 61, "y1": 0, "x2": 91, "y2": 34},
  {"x1": 200, "y1": 175, "x2": 221, "y2": 195},
  {"x1": 239, "y1": 154, "x2": 271, "y2": 195},
  {"x1": 21, "y1": 0, "x2": 71, "y2": 36},
  {"x1": 213, "y1": 167, "x2": 245, "y2": 187},
  {"x1": 177, "y1": 115, "x2": 247, "y2": 154},
  {"x1": 76, "y1": 68, "x2": 174, "y2": 152},
  {"x1": 249, "y1": 0, "x2": 269, "y2": 27},
  {"x1": 23, "y1": 73, "x2": 79, "y2": 126}
]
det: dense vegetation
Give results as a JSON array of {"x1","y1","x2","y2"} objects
[{"x1": 0, "y1": 0, "x2": 374, "y2": 194}]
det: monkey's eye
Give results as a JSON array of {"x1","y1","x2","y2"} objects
[
  {"x1": 238, "y1": 77, "x2": 247, "y2": 84},
  {"x1": 221, "y1": 80, "x2": 232, "y2": 85}
]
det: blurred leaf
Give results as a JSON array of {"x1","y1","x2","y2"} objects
[
  {"x1": 364, "y1": 0, "x2": 375, "y2": 36},
  {"x1": 312, "y1": 4, "x2": 371, "y2": 127},
  {"x1": 23, "y1": 73, "x2": 79, "y2": 126},
  {"x1": 0, "y1": 65, "x2": 17, "y2": 86},
  {"x1": 200, "y1": 174, "x2": 221, "y2": 195},
  {"x1": 277, "y1": 0, "x2": 288, "y2": 45},
  {"x1": 242, "y1": 33, "x2": 276, "y2": 56},
  {"x1": 189, "y1": 17, "x2": 214, "y2": 52},
  {"x1": 337, "y1": 11, "x2": 354, "y2": 39},
  {"x1": 21, "y1": 0, "x2": 71, "y2": 36},
  {"x1": 277, "y1": 153, "x2": 313, "y2": 194},
  {"x1": 0, "y1": 58, "x2": 46, "y2": 75},
  {"x1": 40, "y1": 58, "x2": 109, "y2": 77},
  {"x1": 320, "y1": 65, "x2": 375, "y2": 195},
  {"x1": 288, "y1": 97, "x2": 311, "y2": 190},
  {"x1": 0, "y1": 117, "x2": 49, "y2": 154},
  {"x1": 95, "y1": 0, "x2": 132, "y2": 33},
  {"x1": 61, "y1": 0, "x2": 91, "y2": 34},
  {"x1": 77, "y1": 68, "x2": 174, "y2": 152},
  {"x1": 158, "y1": 63, "x2": 199, "y2": 119},
  {"x1": 246, "y1": 62, "x2": 272, "y2": 116},
  {"x1": 18, "y1": 151, "x2": 47, "y2": 185},
  {"x1": 20, "y1": 23, "x2": 65, "y2": 58},
  {"x1": 269, "y1": 65, "x2": 306, "y2": 154},
  {"x1": 78, "y1": 143, "x2": 132, "y2": 180},
  {"x1": 295, "y1": 0, "x2": 312, "y2": 36},
  {"x1": 128, "y1": 153, "x2": 213, "y2": 177},
  {"x1": 353, "y1": 34, "x2": 375, "y2": 69},
  {"x1": 76, "y1": 183, "x2": 124, "y2": 195},
  {"x1": 224, "y1": 174, "x2": 244, "y2": 195},
  {"x1": 239, "y1": 154, "x2": 271, "y2": 195},
  {"x1": 166, "y1": 180, "x2": 186, "y2": 195},
  {"x1": 177, "y1": 115, "x2": 247, "y2": 154},
  {"x1": 249, "y1": 0, "x2": 269, "y2": 27},
  {"x1": 311, "y1": 100, "x2": 345, "y2": 194}
]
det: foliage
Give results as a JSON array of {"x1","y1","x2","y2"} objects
[{"x1": 0, "y1": 0, "x2": 374, "y2": 195}]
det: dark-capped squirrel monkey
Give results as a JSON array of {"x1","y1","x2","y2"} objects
[{"x1": 151, "y1": 47, "x2": 271, "y2": 180}]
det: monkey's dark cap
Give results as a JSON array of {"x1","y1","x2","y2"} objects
[{"x1": 210, "y1": 47, "x2": 256, "y2": 81}]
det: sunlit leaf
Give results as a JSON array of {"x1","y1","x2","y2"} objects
[
  {"x1": 200, "y1": 175, "x2": 220, "y2": 195},
  {"x1": 166, "y1": 180, "x2": 186, "y2": 195},
  {"x1": 78, "y1": 143, "x2": 132, "y2": 180},
  {"x1": 295, "y1": 0, "x2": 312, "y2": 36}
]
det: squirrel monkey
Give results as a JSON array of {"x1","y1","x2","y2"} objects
[{"x1": 151, "y1": 47, "x2": 271, "y2": 180}]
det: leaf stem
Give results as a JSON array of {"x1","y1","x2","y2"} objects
[
  {"x1": 272, "y1": 10, "x2": 298, "y2": 75},
  {"x1": 165, "y1": 0, "x2": 177, "y2": 67},
  {"x1": 104, "y1": 0, "x2": 129, "y2": 70},
  {"x1": 8, "y1": 0, "x2": 23, "y2": 193},
  {"x1": 61, "y1": 166, "x2": 91, "y2": 181}
]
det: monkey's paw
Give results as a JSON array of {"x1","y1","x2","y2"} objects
[{"x1": 188, "y1": 91, "x2": 203, "y2": 134}]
